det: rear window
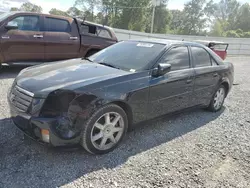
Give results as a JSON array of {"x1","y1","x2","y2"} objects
[
  {"x1": 89, "y1": 41, "x2": 164, "y2": 71},
  {"x1": 45, "y1": 17, "x2": 70, "y2": 32}
]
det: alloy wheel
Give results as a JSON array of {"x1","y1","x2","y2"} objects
[
  {"x1": 213, "y1": 87, "x2": 225, "y2": 110},
  {"x1": 90, "y1": 112, "x2": 125, "y2": 151}
]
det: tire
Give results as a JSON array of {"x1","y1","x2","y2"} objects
[
  {"x1": 207, "y1": 85, "x2": 226, "y2": 112},
  {"x1": 86, "y1": 50, "x2": 99, "y2": 57},
  {"x1": 0, "y1": 63, "x2": 2, "y2": 72},
  {"x1": 80, "y1": 104, "x2": 128, "y2": 155}
]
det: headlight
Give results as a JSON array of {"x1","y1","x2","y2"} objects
[{"x1": 29, "y1": 98, "x2": 45, "y2": 116}]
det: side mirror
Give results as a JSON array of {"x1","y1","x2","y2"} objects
[
  {"x1": 5, "y1": 21, "x2": 18, "y2": 30},
  {"x1": 152, "y1": 63, "x2": 171, "y2": 77}
]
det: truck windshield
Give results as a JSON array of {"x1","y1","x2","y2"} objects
[
  {"x1": 0, "y1": 12, "x2": 14, "y2": 22},
  {"x1": 89, "y1": 41, "x2": 165, "y2": 71}
]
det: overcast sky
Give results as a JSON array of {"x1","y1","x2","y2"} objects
[{"x1": 1, "y1": 0, "x2": 249, "y2": 13}]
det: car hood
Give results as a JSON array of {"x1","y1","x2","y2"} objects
[{"x1": 16, "y1": 59, "x2": 130, "y2": 97}]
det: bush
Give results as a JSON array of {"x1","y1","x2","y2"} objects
[
  {"x1": 242, "y1": 32, "x2": 250, "y2": 38},
  {"x1": 225, "y1": 30, "x2": 240, "y2": 38}
]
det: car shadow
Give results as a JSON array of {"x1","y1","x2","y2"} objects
[
  {"x1": 0, "y1": 66, "x2": 28, "y2": 79},
  {"x1": 0, "y1": 107, "x2": 225, "y2": 187}
]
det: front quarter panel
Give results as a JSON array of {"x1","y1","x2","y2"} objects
[{"x1": 68, "y1": 71, "x2": 150, "y2": 130}]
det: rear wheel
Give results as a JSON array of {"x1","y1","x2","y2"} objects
[
  {"x1": 80, "y1": 104, "x2": 128, "y2": 154},
  {"x1": 207, "y1": 85, "x2": 226, "y2": 112}
]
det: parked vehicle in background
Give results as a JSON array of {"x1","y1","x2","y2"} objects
[
  {"x1": 195, "y1": 40, "x2": 229, "y2": 60},
  {"x1": 0, "y1": 12, "x2": 118, "y2": 70},
  {"x1": 8, "y1": 39, "x2": 234, "y2": 154}
]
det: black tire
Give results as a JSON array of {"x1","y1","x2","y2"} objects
[
  {"x1": 207, "y1": 85, "x2": 226, "y2": 112},
  {"x1": 80, "y1": 104, "x2": 128, "y2": 155},
  {"x1": 86, "y1": 50, "x2": 99, "y2": 57},
  {"x1": 0, "y1": 63, "x2": 2, "y2": 72}
]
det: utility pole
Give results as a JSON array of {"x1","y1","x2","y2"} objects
[
  {"x1": 150, "y1": 0, "x2": 161, "y2": 34},
  {"x1": 150, "y1": 5, "x2": 156, "y2": 33}
]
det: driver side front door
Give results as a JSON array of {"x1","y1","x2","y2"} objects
[
  {"x1": 148, "y1": 45, "x2": 195, "y2": 119},
  {"x1": 1, "y1": 14, "x2": 44, "y2": 63}
]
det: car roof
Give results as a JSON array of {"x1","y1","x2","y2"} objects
[
  {"x1": 128, "y1": 38, "x2": 205, "y2": 47},
  {"x1": 8, "y1": 11, "x2": 111, "y2": 29}
]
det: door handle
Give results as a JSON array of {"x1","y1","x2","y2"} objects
[
  {"x1": 2, "y1": 36, "x2": 10, "y2": 39},
  {"x1": 33, "y1": 34, "x2": 43, "y2": 38},
  {"x1": 213, "y1": 73, "x2": 218, "y2": 77},
  {"x1": 70, "y1": 36, "x2": 78, "y2": 40},
  {"x1": 186, "y1": 79, "x2": 192, "y2": 84}
]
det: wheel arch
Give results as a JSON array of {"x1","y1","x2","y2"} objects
[{"x1": 109, "y1": 100, "x2": 133, "y2": 128}]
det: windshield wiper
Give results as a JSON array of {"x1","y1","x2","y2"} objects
[
  {"x1": 98, "y1": 62, "x2": 120, "y2": 69},
  {"x1": 82, "y1": 57, "x2": 93, "y2": 62}
]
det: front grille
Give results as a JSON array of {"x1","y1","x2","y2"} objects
[{"x1": 10, "y1": 85, "x2": 34, "y2": 113}]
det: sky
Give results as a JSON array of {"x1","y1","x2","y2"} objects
[{"x1": 0, "y1": 0, "x2": 249, "y2": 13}]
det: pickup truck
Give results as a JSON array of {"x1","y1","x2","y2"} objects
[{"x1": 0, "y1": 12, "x2": 118, "y2": 70}]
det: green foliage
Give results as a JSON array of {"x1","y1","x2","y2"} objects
[
  {"x1": 9, "y1": 0, "x2": 250, "y2": 38},
  {"x1": 225, "y1": 30, "x2": 240, "y2": 38},
  {"x1": 20, "y1": 2, "x2": 42, "y2": 13},
  {"x1": 10, "y1": 7, "x2": 19, "y2": 11},
  {"x1": 242, "y1": 32, "x2": 250, "y2": 38},
  {"x1": 49, "y1": 9, "x2": 69, "y2": 16}
]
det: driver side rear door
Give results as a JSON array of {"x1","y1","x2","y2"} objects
[{"x1": 148, "y1": 45, "x2": 195, "y2": 119}]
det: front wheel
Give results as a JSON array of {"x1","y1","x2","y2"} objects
[
  {"x1": 207, "y1": 85, "x2": 226, "y2": 112},
  {"x1": 80, "y1": 104, "x2": 128, "y2": 154}
]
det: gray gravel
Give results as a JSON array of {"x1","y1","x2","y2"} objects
[{"x1": 1, "y1": 57, "x2": 250, "y2": 188}]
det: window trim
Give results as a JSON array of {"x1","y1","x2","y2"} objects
[
  {"x1": 6, "y1": 15, "x2": 41, "y2": 31},
  {"x1": 154, "y1": 45, "x2": 191, "y2": 72},
  {"x1": 44, "y1": 17, "x2": 71, "y2": 33}
]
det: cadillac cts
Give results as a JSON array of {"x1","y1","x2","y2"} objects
[{"x1": 8, "y1": 39, "x2": 234, "y2": 154}]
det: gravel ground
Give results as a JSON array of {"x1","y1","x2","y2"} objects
[{"x1": 0, "y1": 57, "x2": 250, "y2": 188}]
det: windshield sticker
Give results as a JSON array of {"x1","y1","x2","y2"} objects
[
  {"x1": 137, "y1": 43, "x2": 154, "y2": 47},
  {"x1": 130, "y1": 69, "x2": 136, "y2": 72}
]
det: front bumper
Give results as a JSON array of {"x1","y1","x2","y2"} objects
[{"x1": 8, "y1": 99, "x2": 81, "y2": 148}]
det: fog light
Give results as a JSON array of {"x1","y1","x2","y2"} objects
[{"x1": 41, "y1": 129, "x2": 50, "y2": 143}]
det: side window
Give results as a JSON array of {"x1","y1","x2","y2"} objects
[
  {"x1": 191, "y1": 47, "x2": 211, "y2": 67},
  {"x1": 97, "y1": 28, "x2": 112, "y2": 38},
  {"x1": 7, "y1": 16, "x2": 40, "y2": 31},
  {"x1": 158, "y1": 46, "x2": 190, "y2": 71},
  {"x1": 45, "y1": 17, "x2": 70, "y2": 32},
  {"x1": 80, "y1": 24, "x2": 97, "y2": 35}
]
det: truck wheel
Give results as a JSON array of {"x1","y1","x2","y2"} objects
[
  {"x1": 80, "y1": 104, "x2": 128, "y2": 155},
  {"x1": 86, "y1": 50, "x2": 99, "y2": 57}
]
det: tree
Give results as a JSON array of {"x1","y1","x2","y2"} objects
[
  {"x1": 10, "y1": 7, "x2": 19, "y2": 11},
  {"x1": 74, "y1": 0, "x2": 101, "y2": 21},
  {"x1": 19, "y1": 2, "x2": 42, "y2": 13},
  {"x1": 152, "y1": 1, "x2": 171, "y2": 33},
  {"x1": 67, "y1": 7, "x2": 85, "y2": 18},
  {"x1": 49, "y1": 8, "x2": 69, "y2": 16},
  {"x1": 169, "y1": 10, "x2": 183, "y2": 34},
  {"x1": 180, "y1": 0, "x2": 207, "y2": 35},
  {"x1": 210, "y1": 20, "x2": 224, "y2": 36},
  {"x1": 236, "y1": 3, "x2": 250, "y2": 32}
]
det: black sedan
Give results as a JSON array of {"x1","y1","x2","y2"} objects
[{"x1": 8, "y1": 39, "x2": 234, "y2": 154}]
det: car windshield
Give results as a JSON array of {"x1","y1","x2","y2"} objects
[
  {"x1": 0, "y1": 12, "x2": 14, "y2": 22},
  {"x1": 89, "y1": 41, "x2": 165, "y2": 71}
]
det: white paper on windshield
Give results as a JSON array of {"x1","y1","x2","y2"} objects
[
  {"x1": 137, "y1": 43, "x2": 154, "y2": 47},
  {"x1": 130, "y1": 69, "x2": 136, "y2": 72}
]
